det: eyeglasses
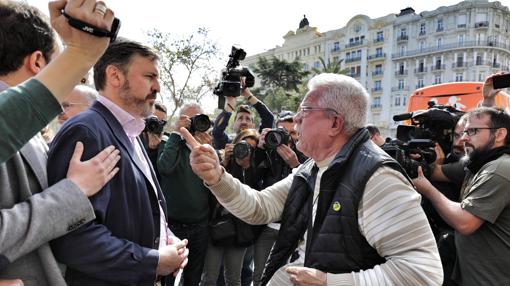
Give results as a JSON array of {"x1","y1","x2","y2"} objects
[
  {"x1": 296, "y1": 106, "x2": 339, "y2": 118},
  {"x1": 461, "y1": 127, "x2": 500, "y2": 137},
  {"x1": 62, "y1": 102, "x2": 90, "y2": 109}
]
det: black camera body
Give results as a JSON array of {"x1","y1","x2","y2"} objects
[
  {"x1": 492, "y1": 73, "x2": 510, "y2": 89},
  {"x1": 189, "y1": 114, "x2": 211, "y2": 134},
  {"x1": 144, "y1": 116, "x2": 167, "y2": 134},
  {"x1": 384, "y1": 102, "x2": 464, "y2": 178},
  {"x1": 214, "y1": 46, "x2": 255, "y2": 108},
  {"x1": 233, "y1": 140, "x2": 252, "y2": 160},
  {"x1": 265, "y1": 128, "x2": 290, "y2": 149}
]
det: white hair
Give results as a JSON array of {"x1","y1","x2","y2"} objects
[
  {"x1": 74, "y1": 85, "x2": 98, "y2": 104},
  {"x1": 307, "y1": 73, "x2": 369, "y2": 135},
  {"x1": 179, "y1": 102, "x2": 203, "y2": 116}
]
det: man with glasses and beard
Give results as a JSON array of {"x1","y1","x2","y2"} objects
[
  {"x1": 414, "y1": 107, "x2": 510, "y2": 286},
  {"x1": 47, "y1": 39, "x2": 188, "y2": 286}
]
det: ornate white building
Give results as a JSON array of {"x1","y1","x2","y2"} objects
[{"x1": 242, "y1": 0, "x2": 510, "y2": 133}]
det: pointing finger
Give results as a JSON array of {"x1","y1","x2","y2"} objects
[{"x1": 180, "y1": 127, "x2": 200, "y2": 148}]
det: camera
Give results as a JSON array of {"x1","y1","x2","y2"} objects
[
  {"x1": 144, "y1": 116, "x2": 167, "y2": 134},
  {"x1": 213, "y1": 46, "x2": 255, "y2": 108},
  {"x1": 233, "y1": 140, "x2": 252, "y2": 160},
  {"x1": 383, "y1": 101, "x2": 464, "y2": 178},
  {"x1": 189, "y1": 114, "x2": 211, "y2": 134},
  {"x1": 492, "y1": 73, "x2": 510, "y2": 89},
  {"x1": 265, "y1": 128, "x2": 290, "y2": 149}
]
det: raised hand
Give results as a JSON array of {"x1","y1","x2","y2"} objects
[{"x1": 180, "y1": 127, "x2": 223, "y2": 185}]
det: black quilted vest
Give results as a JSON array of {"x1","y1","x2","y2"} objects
[{"x1": 261, "y1": 128, "x2": 411, "y2": 285}]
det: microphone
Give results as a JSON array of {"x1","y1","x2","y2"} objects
[{"x1": 393, "y1": 112, "x2": 413, "y2": 121}]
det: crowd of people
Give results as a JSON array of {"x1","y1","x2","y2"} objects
[{"x1": 0, "y1": 0, "x2": 509, "y2": 286}]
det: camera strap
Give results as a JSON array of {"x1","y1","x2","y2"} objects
[{"x1": 62, "y1": 12, "x2": 120, "y2": 42}]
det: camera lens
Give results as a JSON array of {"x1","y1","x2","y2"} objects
[
  {"x1": 265, "y1": 130, "x2": 282, "y2": 149},
  {"x1": 191, "y1": 114, "x2": 212, "y2": 133},
  {"x1": 233, "y1": 141, "x2": 251, "y2": 159}
]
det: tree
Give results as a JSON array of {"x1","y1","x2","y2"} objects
[
  {"x1": 311, "y1": 57, "x2": 349, "y2": 75},
  {"x1": 251, "y1": 56, "x2": 309, "y2": 112},
  {"x1": 146, "y1": 28, "x2": 219, "y2": 123}
]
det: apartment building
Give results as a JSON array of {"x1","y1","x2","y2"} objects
[{"x1": 242, "y1": 0, "x2": 510, "y2": 133}]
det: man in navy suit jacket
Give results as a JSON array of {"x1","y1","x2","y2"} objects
[{"x1": 47, "y1": 39, "x2": 188, "y2": 286}]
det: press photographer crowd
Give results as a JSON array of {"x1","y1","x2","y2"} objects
[{"x1": 1, "y1": 0, "x2": 510, "y2": 286}]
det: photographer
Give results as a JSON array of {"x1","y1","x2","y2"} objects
[
  {"x1": 140, "y1": 102, "x2": 168, "y2": 179},
  {"x1": 203, "y1": 129, "x2": 264, "y2": 286},
  {"x1": 250, "y1": 111, "x2": 307, "y2": 286},
  {"x1": 157, "y1": 103, "x2": 212, "y2": 286},
  {"x1": 212, "y1": 86, "x2": 274, "y2": 150}
]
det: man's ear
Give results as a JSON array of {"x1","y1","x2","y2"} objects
[
  {"x1": 329, "y1": 115, "x2": 344, "y2": 136},
  {"x1": 105, "y1": 65, "x2": 125, "y2": 88},
  {"x1": 496, "y1": 127, "x2": 508, "y2": 144},
  {"x1": 26, "y1": 51, "x2": 46, "y2": 75}
]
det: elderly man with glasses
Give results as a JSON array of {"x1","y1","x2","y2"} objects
[
  {"x1": 181, "y1": 73, "x2": 442, "y2": 285},
  {"x1": 414, "y1": 107, "x2": 510, "y2": 286}
]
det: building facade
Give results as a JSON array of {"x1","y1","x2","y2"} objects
[{"x1": 242, "y1": 0, "x2": 510, "y2": 134}]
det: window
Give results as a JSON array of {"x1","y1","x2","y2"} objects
[
  {"x1": 403, "y1": 96, "x2": 407, "y2": 106},
  {"x1": 418, "y1": 61, "x2": 425, "y2": 72},
  {"x1": 376, "y1": 31, "x2": 384, "y2": 41},
  {"x1": 399, "y1": 45, "x2": 406, "y2": 56},
  {"x1": 437, "y1": 38, "x2": 442, "y2": 48},
  {"x1": 437, "y1": 19, "x2": 444, "y2": 31},
  {"x1": 435, "y1": 58, "x2": 442, "y2": 70},
  {"x1": 375, "y1": 80, "x2": 382, "y2": 90},
  {"x1": 372, "y1": 97, "x2": 381, "y2": 109},
  {"x1": 420, "y1": 23, "x2": 426, "y2": 35},
  {"x1": 333, "y1": 41, "x2": 340, "y2": 51},
  {"x1": 354, "y1": 24, "x2": 362, "y2": 33},
  {"x1": 478, "y1": 72, "x2": 485, "y2": 82},
  {"x1": 376, "y1": 47, "x2": 383, "y2": 57},
  {"x1": 420, "y1": 41, "x2": 426, "y2": 52},
  {"x1": 458, "y1": 34, "x2": 465, "y2": 45},
  {"x1": 457, "y1": 14, "x2": 467, "y2": 28},
  {"x1": 303, "y1": 63, "x2": 309, "y2": 71},
  {"x1": 417, "y1": 78, "x2": 424, "y2": 88},
  {"x1": 333, "y1": 56, "x2": 339, "y2": 63},
  {"x1": 356, "y1": 50, "x2": 362, "y2": 58},
  {"x1": 455, "y1": 73, "x2": 464, "y2": 82},
  {"x1": 346, "y1": 52, "x2": 351, "y2": 60},
  {"x1": 400, "y1": 28, "x2": 407, "y2": 37},
  {"x1": 314, "y1": 61, "x2": 321, "y2": 69},
  {"x1": 395, "y1": 96, "x2": 401, "y2": 106},
  {"x1": 398, "y1": 63, "x2": 405, "y2": 75},
  {"x1": 398, "y1": 79, "x2": 405, "y2": 90},
  {"x1": 434, "y1": 75, "x2": 442, "y2": 84},
  {"x1": 375, "y1": 64, "x2": 382, "y2": 74},
  {"x1": 456, "y1": 55, "x2": 464, "y2": 67}
]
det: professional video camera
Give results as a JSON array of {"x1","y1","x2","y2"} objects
[
  {"x1": 144, "y1": 116, "x2": 167, "y2": 134},
  {"x1": 264, "y1": 128, "x2": 290, "y2": 149},
  {"x1": 188, "y1": 114, "x2": 212, "y2": 134},
  {"x1": 384, "y1": 101, "x2": 464, "y2": 178},
  {"x1": 213, "y1": 46, "x2": 255, "y2": 108}
]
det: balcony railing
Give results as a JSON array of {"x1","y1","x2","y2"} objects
[
  {"x1": 331, "y1": 47, "x2": 341, "y2": 53},
  {"x1": 416, "y1": 83, "x2": 425, "y2": 89},
  {"x1": 347, "y1": 72, "x2": 361, "y2": 78},
  {"x1": 392, "y1": 40, "x2": 510, "y2": 59},
  {"x1": 345, "y1": 40, "x2": 364, "y2": 49},
  {"x1": 368, "y1": 53, "x2": 386, "y2": 61},
  {"x1": 397, "y1": 35, "x2": 409, "y2": 42},
  {"x1": 452, "y1": 62, "x2": 468, "y2": 69},
  {"x1": 371, "y1": 87, "x2": 383, "y2": 92},
  {"x1": 493, "y1": 63, "x2": 501, "y2": 68},
  {"x1": 436, "y1": 26, "x2": 444, "y2": 32},
  {"x1": 395, "y1": 70, "x2": 408, "y2": 76},
  {"x1": 457, "y1": 24, "x2": 467, "y2": 29},
  {"x1": 372, "y1": 70, "x2": 384, "y2": 76},
  {"x1": 374, "y1": 37, "x2": 384, "y2": 43},
  {"x1": 345, "y1": 56, "x2": 362, "y2": 63},
  {"x1": 414, "y1": 67, "x2": 428, "y2": 73},
  {"x1": 391, "y1": 86, "x2": 410, "y2": 92},
  {"x1": 419, "y1": 31, "x2": 426, "y2": 36},
  {"x1": 431, "y1": 64, "x2": 446, "y2": 71}
]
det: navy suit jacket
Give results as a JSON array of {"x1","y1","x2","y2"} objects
[{"x1": 47, "y1": 101, "x2": 167, "y2": 286}]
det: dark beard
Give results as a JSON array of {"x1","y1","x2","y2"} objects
[{"x1": 119, "y1": 80, "x2": 154, "y2": 118}]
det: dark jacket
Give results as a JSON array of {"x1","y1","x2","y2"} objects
[
  {"x1": 261, "y1": 129, "x2": 409, "y2": 285},
  {"x1": 47, "y1": 101, "x2": 163, "y2": 286}
]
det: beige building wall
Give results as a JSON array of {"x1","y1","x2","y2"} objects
[{"x1": 242, "y1": 0, "x2": 510, "y2": 134}]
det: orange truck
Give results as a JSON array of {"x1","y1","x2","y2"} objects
[{"x1": 407, "y1": 82, "x2": 510, "y2": 113}]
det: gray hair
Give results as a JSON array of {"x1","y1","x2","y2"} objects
[
  {"x1": 179, "y1": 102, "x2": 203, "y2": 116},
  {"x1": 307, "y1": 73, "x2": 368, "y2": 135},
  {"x1": 74, "y1": 85, "x2": 98, "y2": 105}
]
